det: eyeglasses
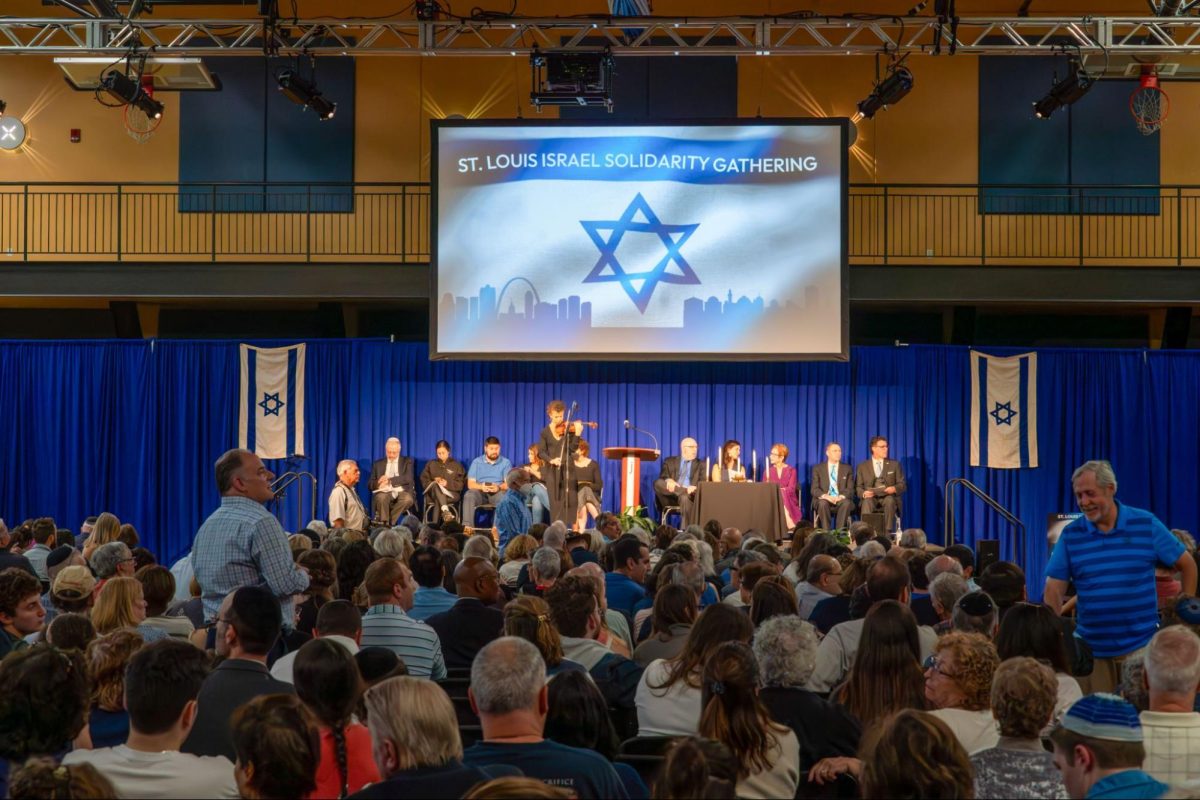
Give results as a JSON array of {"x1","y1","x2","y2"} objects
[{"x1": 925, "y1": 655, "x2": 957, "y2": 679}]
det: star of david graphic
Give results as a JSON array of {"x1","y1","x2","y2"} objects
[
  {"x1": 990, "y1": 401, "x2": 1017, "y2": 427},
  {"x1": 259, "y1": 392, "x2": 285, "y2": 417},
  {"x1": 579, "y1": 193, "x2": 700, "y2": 313}
]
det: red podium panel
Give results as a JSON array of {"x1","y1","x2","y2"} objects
[{"x1": 602, "y1": 447, "x2": 660, "y2": 513}]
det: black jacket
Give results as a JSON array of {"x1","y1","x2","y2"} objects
[
  {"x1": 370, "y1": 456, "x2": 415, "y2": 493},
  {"x1": 426, "y1": 598, "x2": 504, "y2": 671},
  {"x1": 181, "y1": 658, "x2": 295, "y2": 761}
]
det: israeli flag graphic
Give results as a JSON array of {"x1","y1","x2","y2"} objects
[
  {"x1": 970, "y1": 351, "x2": 1037, "y2": 469},
  {"x1": 238, "y1": 344, "x2": 306, "y2": 459}
]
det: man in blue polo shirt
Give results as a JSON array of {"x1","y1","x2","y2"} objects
[
  {"x1": 464, "y1": 436, "x2": 513, "y2": 528},
  {"x1": 604, "y1": 534, "x2": 651, "y2": 619},
  {"x1": 1044, "y1": 460, "x2": 1197, "y2": 694}
]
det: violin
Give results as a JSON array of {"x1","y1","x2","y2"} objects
[{"x1": 553, "y1": 420, "x2": 599, "y2": 436}]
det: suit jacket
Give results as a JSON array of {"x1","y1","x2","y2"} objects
[
  {"x1": 181, "y1": 658, "x2": 295, "y2": 761},
  {"x1": 426, "y1": 597, "x2": 505, "y2": 670},
  {"x1": 370, "y1": 456, "x2": 415, "y2": 493},
  {"x1": 854, "y1": 458, "x2": 906, "y2": 498},
  {"x1": 657, "y1": 456, "x2": 707, "y2": 488},
  {"x1": 810, "y1": 462, "x2": 855, "y2": 505}
]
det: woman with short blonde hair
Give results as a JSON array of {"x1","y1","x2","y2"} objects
[
  {"x1": 925, "y1": 632, "x2": 1001, "y2": 755},
  {"x1": 91, "y1": 577, "x2": 169, "y2": 643}
]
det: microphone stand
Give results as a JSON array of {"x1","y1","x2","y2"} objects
[{"x1": 557, "y1": 402, "x2": 577, "y2": 525}]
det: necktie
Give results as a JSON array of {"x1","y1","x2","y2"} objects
[
  {"x1": 874, "y1": 460, "x2": 882, "y2": 478},
  {"x1": 830, "y1": 465, "x2": 838, "y2": 497},
  {"x1": 679, "y1": 460, "x2": 690, "y2": 488}
]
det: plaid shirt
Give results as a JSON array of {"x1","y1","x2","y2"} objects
[
  {"x1": 192, "y1": 496, "x2": 310, "y2": 625},
  {"x1": 494, "y1": 488, "x2": 531, "y2": 555}
]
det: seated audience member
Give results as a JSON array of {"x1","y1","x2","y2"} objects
[
  {"x1": 351, "y1": 676, "x2": 519, "y2": 799},
  {"x1": 995, "y1": 602, "x2": 1083, "y2": 730},
  {"x1": 503, "y1": 594, "x2": 585, "y2": 679},
  {"x1": 547, "y1": 575, "x2": 643, "y2": 711},
  {"x1": 546, "y1": 671, "x2": 649, "y2": 800},
  {"x1": 565, "y1": 530, "x2": 598, "y2": 567},
  {"x1": 925, "y1": 631, "x2": 1001, "y2": 754},
  {"x1": 272, "y1": 599, "x2": 362, "y2": 684},
  {"x1": 463, "y1": 533, "x2": 497, "y2": 564},
  {"x1": 427, "y1": 556, "x2": 506, "y2": 670},
  {"x1": 567, "y1": 562, "x2": 633, "y2": 657},
  {"x1": 91, "y1": 576, "x2": 170, "y2": 643},
  {"x1": 632, "y1": 583, "x2": 696, "y2": 667},
  {"x1": 834, "y1": 600, "x2": 929, "y2": 727},
  {"x1": 462, "y1": 637, "x2": 629, "y2": 799},
  {"x1": 0, "y1": 523, "x2": 36, "y2": 578},
  {"x1": 462, "y1": 777, "x2": 572, "y2": 799},
  {"x1": 898, "y1": 528, "x2": 927, "y2": 551},
  {"x1": 359, "y1": 557, "x2": 447, "y2": 680},
  {"x1": 372, "y1": 528, "x2": 412, "y2": 561},
  {"x1": 290, "y1": 533, "x2": 314, "y2": 560},
  {"x1": 230, "y1": 694, "x2": 321, "y2": 800},
  {"x1": 699, "y1": 641, "x2": 800, "y2": 798},
  {"x1": 91, "y1": 541, "x2": 136, "y2": 583},
  {"x1": 942, "y1": 543, "x2": 977, "y2": 587},
  {"x1": 23, "y1": 518, "x2": 57, "y2": 583},
  {"x1": 749, "y1": 577, "x2": 799, "y2": 627},
  {"x1": 952, "y1": 590, "x2": 999, "y2": 637},
  {"x1": 636, "y1": 603, "x2": 753, "y2": 737},
  {"x1": 8, "y1": 758, "x2": 115, "y2": 798},
  {"x1": 520, "y1": 547, "x2": 562, "y2": 597},
  {"x1": 294, "y1": 638, "x2": 380, "y2": 798},
  {"x1": 498, "y1": 535, "x2": 536, "y2": 587},
  {"x1": 182, "y1": 587, "x2": 294, "y2": 760},
  {"x1": 46, "y1": 612, "x2": 96, "y2": 652},
  {"x1": 907, "y1": 551, "x2": 940, "y2": 626},
  {"x1": 975, "y1": 559, "x2": 1026, "y2": 618},
  {"x1": 929, "y1": 571, "x2": 969, "y2": 633},
  {"x1": 0, "y1": 566, "x2": 45, "y2": 657},
  {"x1": 81, "y1": 513, "x2": 120, "y2": 562},
  {"x1": 494, "y1": 468, "x2": 533, "y2": 556},
  {"x1": 86, "y1": 629, "x2": 145, "y2": 748},
  {"x1": 1139, "y1": 626, "x2": 1200, "y2": 786},
  {"x1": 725, "y1": 560, "x2": 777, "y2": 609},
  {"x1": 336, "y1": 540, "x2": 379, "y2": 605},
  {"x1": 134, "y1": 565, "x2": 194, "y2": 640},
  {"x1": 295, "y1": 548, "x2": 339, "y2": 637},
  {"x1": 794, "y1": 554, "x2": 843, "y2": 620},
  {"x1": 605, "y1": 535, "x2": 651, "y2": 618},
  {"x1": 971, "y1": 657, "x2": 1068, "y2": 799},
  {"x1": 64, "y1": 639, "x2": 239, "y2": 798},
  {"x1": 1050, "y1": 694, "x2": 1167, "y2": 800},
  {"x1": 807, "y1": 555, "x2": 938, "y2": 693},
  {"x1": 753, "y1": 616, "x2": 860, "y2": 791},
  {"x1": 655, "y1": 737, "x2": 738, "y2": 800},
  {"x1": 846, "y1": 710, "x2": 974, "y2": 798},
  {"x1": 808, "y1": 555, "x2": 863, "y2": 634}
]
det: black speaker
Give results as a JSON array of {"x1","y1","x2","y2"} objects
[{"x1": 977, "y1": 539, "x2": 1001, "y2": 574}]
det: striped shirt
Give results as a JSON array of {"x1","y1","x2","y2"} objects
[
  {"x1": 360, "y1": 603, "x2": 447, "y2": 680},
  {"x1": 1045, "y1": 502, "x2": 1184, "y2": 657}
]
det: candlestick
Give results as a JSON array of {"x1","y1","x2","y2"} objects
[
  {"x1": 753, "y1": 449, "x2": 757, "y2": 481},
  {"x1": 706, "y1": 456, "x2": 710, "y2": 478}
]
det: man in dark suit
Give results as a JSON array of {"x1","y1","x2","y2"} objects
[
  {"x1": 182, "y1": 586, "x2": 294, "y2": 761},
  {"x1": 370, "y1": 437, "x2": 416, "y2": 525},
  {"x1": 654, "y1": 437, "x2": 706, "y2": 526},
  {"x1": 426, "y1": 557, "x2": 505, "y2": 670},
  {"x1": 810, "y1": 441, "x2": 855, "y2": 530},
  {"x1": 855, "y1": 436, "x2": 906, "y2": 534}
]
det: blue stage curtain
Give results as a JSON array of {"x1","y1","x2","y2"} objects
[{"x1": 1, "y1": 339, "x2": 1197, "y2": 600}]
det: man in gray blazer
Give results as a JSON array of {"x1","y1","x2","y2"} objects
[{"x1": 855, "y1": 436, "x2": 906, "y2": 534}]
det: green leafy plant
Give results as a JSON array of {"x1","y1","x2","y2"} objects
[{"x1": 618, "y1": 505, "x2": 653, "y2": 533}]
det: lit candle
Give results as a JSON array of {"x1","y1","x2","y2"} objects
[
  {"x1": 706, "y1": 456, "x2": 710, "y2": 478},
  {"x1": 753, "y1": 449, "x2": 757, "y2": 480}
]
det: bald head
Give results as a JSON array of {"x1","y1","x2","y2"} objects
[
  {"x1": 925, "y1": 554, "x2": 964, "y2": 585},
  {"x1": 454, "y1": 556, "x2": 502, "y2": 603}
]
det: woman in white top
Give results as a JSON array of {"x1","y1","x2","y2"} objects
[
  {"x1": 710, "y1": 440, "x2": 746, "y2": 482},
  {"x1": 698, "y1": 641, "x2": 799, "y2": 800},
  {"x1": 924, "y1": 631, "x2": 1002, "y2": 755},
  {"x1": 635, "y1": 603, "x2": 753, "y2": 737},
  {"x1": 497, "y1": 534, "x2": 537, "y2": 587},
  {"x1": 993, "y1": 601, "x2": 1083, "y2": 734}
]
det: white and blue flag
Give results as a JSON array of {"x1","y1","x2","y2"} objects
[
  {"x1": 238, "y1": 343, "x2": 305, "y2": 459},
  {"x1": 970, "y1": 351, "x2": 1037, "y2": 469}
]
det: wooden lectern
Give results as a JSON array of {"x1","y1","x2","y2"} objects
[{"x1": 602, "y1": 447, "x2": 660, "y2": 513}]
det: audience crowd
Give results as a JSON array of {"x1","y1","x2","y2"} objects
[{"x1": 1, "y1": 453, "x2": 1199, "y2": 799}]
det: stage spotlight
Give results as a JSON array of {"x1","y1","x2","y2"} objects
[
  {"x1": 1033, "y1": 63, "x2": 1094, "y2": 119},
  {"x1": 530, "y1": 48, "x2": 615, "y2": 112},
  {"x1": 276, "y1": 69, "x2": 337, "y2": 120},
  {"x1": 853, "y1": 65, "x2": 914, "y2": 122},
  {"x1": 100, "y1": 70, "x2": 163, "y2": 119}
]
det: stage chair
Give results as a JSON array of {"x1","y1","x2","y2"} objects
[
  {"x1": 472, "y1": 503, "x2": 497, "y2": 528},
  {"x1": 660, "y1": 505, "x2": 681, "y2": 527}
]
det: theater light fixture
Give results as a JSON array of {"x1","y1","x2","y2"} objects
[
  {"x1": 100, "y1": 70, "x2": 164, "y2": 120},
  {"x1": 530, "y1": 48, "x2": 615, "y2": 112},
  {"x1": 276, "y1": 69, "x2": 336, "y2": 121},
  {"x1": 853, "y1": 65, "x2": 914, "y2": 122},
  {"x1": 1033, "y1": 62, "x2": 1094, "y2": 119}
]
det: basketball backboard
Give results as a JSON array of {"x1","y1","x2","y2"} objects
[{"x1": 55, "y1": 57, "x2": 220, "y2": 91}]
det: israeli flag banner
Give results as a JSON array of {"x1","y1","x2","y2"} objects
[
  {"x1": 238, "y1": 344, "x2": 305, "y2": 459},
  {"x1": 970, "y1": 351, "x2": 1037, "y2": 469}
]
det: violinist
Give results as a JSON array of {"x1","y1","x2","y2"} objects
[{"x1": 537, "y1": 400, "x2": 595, "y2": 525}]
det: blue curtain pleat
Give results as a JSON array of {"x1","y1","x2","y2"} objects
[{"x1": 0, "y1": 339, "x2": 1197, "y2": 601}]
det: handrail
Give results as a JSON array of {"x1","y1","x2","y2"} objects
[
  {"x1": 943, "y1": 477, "x2": 1025, "y2": 559},
  {"x1": 270, "y1": 471, "x2": 318, "y2": 528}
]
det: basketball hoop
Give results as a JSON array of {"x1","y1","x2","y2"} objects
[
  {"x1": 1130, "y1": 66, "x2": 1169, "y2": 136},
  {"x1": 123, "y1": 77, "x2": 162, "y2": 144}
]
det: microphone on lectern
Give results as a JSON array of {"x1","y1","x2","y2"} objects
[{"x1": 624, "y1": 419, "x2": 660, "y2": 455}]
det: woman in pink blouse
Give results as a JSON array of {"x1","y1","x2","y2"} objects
[{"x1": 764, "y1": 443, "x2": 801, "y2": 528}]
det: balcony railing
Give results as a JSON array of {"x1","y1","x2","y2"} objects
[{"x1": 1, "y1": 181, "x2": 1199, "y2": 265}]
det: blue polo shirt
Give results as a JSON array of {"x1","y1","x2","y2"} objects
[
  {"x1": 468, "y1": 455, "x2": 513, "y2": 487},
  {"x1": 605, "y1": 571, "x2": 647, "y2": 618},
  {"x1": 1086, "y1": 769, "x2": 1168, "y2": 799},
  {"x1": 1046, "y1": 501, "x2": 1184, "y2": 658}
]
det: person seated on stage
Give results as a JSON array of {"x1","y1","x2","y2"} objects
[
  {"x1": 571, "y1": 440, "x2": 603, "y2": 532},
  {"x1": 855, "y1": 436, "x2": 906, "y2": 534},
  {"x1": 655, "y1": 438, "x2": 705, "y2": 528},
  {"x1": 420, "y1": 440, "x2": 466, "y2": 524},
  {"x1": 811, "y1": 442, "x2": 855, "y2": 531},
  {"x1": 764, "y1": 444, "x2": 801, "y2": 529},
  {"x1": 464, "y1": 437, "x2": 514, "y2": 528},
  {"x1": 710, "y1": 440, "x2": 746, "y2": 482},
  {"x1": 370, "y1": 437, "x2": 416, "y2": 527},
  {"x1": 520, "y1": 444, "x2": 552, "y2": 524},
  {"x1": 329, "y1": 460, "x2": 369, "y2": 532}
]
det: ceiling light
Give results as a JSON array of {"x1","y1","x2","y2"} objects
[
  {"x1": 276, "y1": 69, "x2": 336, "y2": 121},
  {"x1": 854, "y1": 65, "x2": 914, "y2": 122},
  {"x1": 100, "y1": 70, "x2": 163, "y2": 119},
  {"x1": 1033, "y1": 63, "x2": 1094, "y2": 119}
]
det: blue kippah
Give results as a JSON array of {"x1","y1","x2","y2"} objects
[
  {"x1": 1176, "y1": 596, "x2": 1200, "y2": 626},
  {"x1": 1060, "y1": 693, "x2": 1143, "y2": 742}
]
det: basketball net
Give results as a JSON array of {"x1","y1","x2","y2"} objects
[
  {"x1": 1130, "y1": 66, "x2": 1169, "y2": 136},
  {"x1": 124, "y1": 77, "x2": 162, "y2": 144}
]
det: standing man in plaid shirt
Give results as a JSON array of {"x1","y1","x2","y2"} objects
[{"x1": 193, "y1": 448, "x2": 310, "y2": 628}]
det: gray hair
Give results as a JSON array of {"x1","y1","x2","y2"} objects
[
  {"x1": 1072, "y1": 459, "x2": 1118, "y2": 491},
  {"x1": 306, "y1": 520, "x2": 330, "y2": 540},
  {"x1": 385, "y1": 437, "x2": 401, "y2": 447},
  {"x1": 543, "y1": 521, "x2": 568, "y2": 551},
  {"x1": 696, "y1": 540, "x2": 716, "y2": 577},
  {"x1": 858, "y1": 540, "x2": 886, "y2": 562},
  {"x1": 470, "y1": 637, "x2": 546, "y2": 714},
  {"x1": 671, "y1": 561, "x2": 706, "y2": 598},
  {"x1": 91, "y1": 541, "x2": 132, "y2": 579},
  {"x1": 929, "y1": 572, "x2": 969, "y2": 616},
  {"x1": 463, "y1": 534, "x2": 496, "y2": 563},
  {"x1": 505, "y1": 468, "x2": 529, "y2": 491},
  {"x1": 683, "y1": 525, "x2": 705, "y2": 539},
  {"x1": 1119, "y1": 654, "x2": 1150, "y2": 712},
  {"x1": 898, "y1": 528, "x2": 927, "y2": 549},
  {"x1": 373, "y1": 529, "x2": 408, "y2": 559},
  {"x1": 1145, "y1": 626, "x2": 1200, "y2": 695},
  {"x1": 952, "y1": 590, "x2": 998, "y2": 636},
  {"x1": 753, "y1": 616, "x2": 820, "y2": 687},
  {"x1": 336, "y1": 459, "x2": 358, "y2": 477},
  {"x1": 530, "y1": 547, "x2": 560, "y2": 581},
  {"x1": 925, "y1": 554, "x2": 964, "y2": 585},
  {"x1": 734, "y1": 549, "x2": 768, "y2": 570}
]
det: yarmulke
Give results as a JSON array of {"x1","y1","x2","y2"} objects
[
  {"x1": 45, "y1": 545, "x2": 75, "y2": 570},
  {"x1": 957, "y1": 591, "x2": 995, "y2": 616},
  {"x1": 355, "y1": 646, "x2": 405, "y2": 682},
  {"x1": 1060, "y1": 693, "x2": 1143, "y2": 742},
  {"x1": 1176, "y1": 596, "x2": 1200, "y2": 626}
]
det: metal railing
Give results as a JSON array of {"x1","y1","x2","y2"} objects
[
  {"x1": 270, "y1": 471, "x2": 318, "y2": 526},
  {"x1": 943, "y1": 477, "x2": 1025, "y2": 557},
  {"x1": 2, "y1": 181, "x2": 1199, "y2": 265}
]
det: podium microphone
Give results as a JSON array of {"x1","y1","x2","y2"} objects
[{"x1": 624, "y1": 419, "x2": 660, "y2": 455}]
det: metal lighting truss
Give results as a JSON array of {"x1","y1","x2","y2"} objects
[{"x1": 6, "y1": 15, "x2": 1200, "y2": 56}]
